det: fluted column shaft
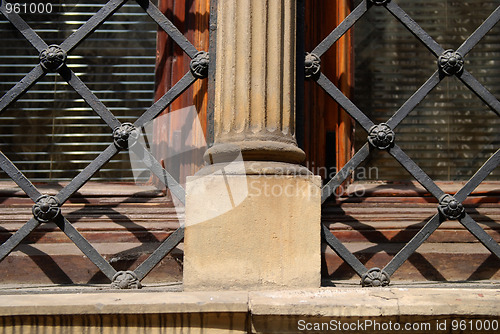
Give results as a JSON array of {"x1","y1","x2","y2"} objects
[{"x1": 205, "y1": 0, "x2": 305, "y2": 164}]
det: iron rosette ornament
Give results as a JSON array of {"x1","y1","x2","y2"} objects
[
  {"x1": 438, "y1": 50, "x2": 464, "y2": 76},
  {"x1": 361, "y1": 268, "x2": 390, "y2": 287},
  {"x1": 111, "y1": 270, "x2": 142, "y2": 289},
  {"x1": 368, "y1": 123, "x2": 395, "y2": 150},
  {"x1": 39, "y1": 45, "x2": 67, "y2": 71},
  {"x1": 304, "y1": 52, "x2": 321, "y2": 80},
  {"x1": 190, "y1": 51, "x2": 209, "y2": 79},
  {"x1": 32, "y1": 195, "x2": 61, "y2": 223},
  {"x1": 438, "y1": 194, "x2": 465, "y2": 220},
  {"x1": 369, "y1": 0, "x2": 391, "y2": 5},
  {"x1": 113, "y1": 123, "x2": 139, "y2": 150}
]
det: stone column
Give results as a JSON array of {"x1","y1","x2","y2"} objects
[
  {"x1": 183, "y1": 0, "x2": 321, "y2": 290},
  {"x1": 204, "y1": 0, "x2": 305, "y2": 164}
]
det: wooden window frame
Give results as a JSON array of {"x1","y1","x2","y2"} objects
[{"x1": 303, "y1": 0, "x2": 354, "y2": 186}]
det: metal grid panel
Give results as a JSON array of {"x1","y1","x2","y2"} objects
[
  {"x1": 0, "y1": 0, "x2": 210, "y2": 288},
  {"x1": 306, "y1": 0, "x2": 500, "y2": 286},
  {"x1": 0, "y1": 1, "x2": 158, "y2": 182},
  {"x1": 353, "y1": 1, "x2": 500, "y2": 181}
]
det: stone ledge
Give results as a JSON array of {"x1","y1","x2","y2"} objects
[
  {"x1": 0, "y1": 291, "x2": 248, "y2": 316},
  {"x1": 0, "y1": 287, "x2": 498, "y2": 317},
  {"x1": 249, "y1": 288, "x2": 500, "y2": 317}
]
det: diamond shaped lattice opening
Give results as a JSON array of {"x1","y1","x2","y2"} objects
[
  {"x1": 353, "y1": 1, "x2": 500, "y2": 181},
  {"x1": 0, "y1": 76, "x2": 110, "y2": 182},
  {"x1": 358, "y1": 76, "x2": 500, "y2": 181}
]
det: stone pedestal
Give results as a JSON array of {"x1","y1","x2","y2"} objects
[
  {"x1": 183, "y1": 0, "x2": 321, "y2": 290},
  {"x1": 184, "y1": 163, "x2": 321, "y2": 290}
]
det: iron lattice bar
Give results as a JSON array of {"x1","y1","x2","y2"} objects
[
  {"x1": 58, "y1": 66, "x2": 122, "y2": 130},
  {"x1": 0, "y1": 2, "x2": 47, "y2": 52},
  {"x1": 385, "y1": 70, "x2": 442, "y2": 129},
  {"x1": 385, "y1": 148, "x2": 500, "y2": 276},
  {"x1": 55, "y1": 144, "x2": 120, "y2": 204},
  {"x1": 137, "y1": 0, "x2": 199, "y2": 59},
  {"x1": 458, "y1": 70, "x2": 500, "y2": 117},
  {"x1": 460, "y1": 214, "x2": 500, "y2": 259},
  {"x1": 383, "y1": 214, "x2": 442, "y2": 277},
  {"x1": 0, "y1": 65, "x2": 46, "y2": 113},
  {"x1": 312, "y1": 0, "x2": 369, "y2": 57},
  {"x1": 388, "y1": 144, "x2": 445, "y2": 200},
  {"x1": 316, "y1": 73, "x2": 374, "y2": 132},
  {"x1": 384, "y1": 1, "x2": 444, "y2": 56},
  {"x1": 0, "y1": 218, "x2": 40, "y2": 262},
  {"x1": 0, "y1": 152, "x2": 42, "y2": 201},
  {"x1": 456, "y1": 149, "x2": 500, "y2": 202},
  {"x1": 134, "y1": 71, "x2": 197, "y2": 128},
  {"x1": 321, "y1": 224, "x2": 367, "y2": 277},
  {"x1": 307, "y1": 0, "x2": 500, "y2": 286},
  {"x1": 456, "y1": 5, "x2": 500, "y2": 56},
  {"x1": 0, "y1": 0, "x2": 210, "y2": 288},
  {"x1": 134, "y1": 227, "x2": 185, "y2": 280},
  {"x1": 129, "y1": 143, "x2": 186, "y2": 204},
  {"x1": 321, "y1": 143, "x2": 371, "y2": 203},
  {"x1": 59, "y1": 0, "x2": 128, "y2": 53},
  {"x1": 54, "y1": 216, "x2": 118, "y2": 281}
]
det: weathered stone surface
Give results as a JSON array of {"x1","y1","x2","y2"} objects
[
  {"x1": 205, "y1": 0, "x2": 304, "y2": 164},
  {"x1": 249, "y1": 288, "x2": 500, "y2": 317},
  {"x1": 0, "y1": 288, "x2": 498, "y2": 333},
  {"x1": 0, "y1": 291, "x2": 249, "y2": 315},
  {"x1": 184, "y1": 174, "x2": 322, "y2": 290}
]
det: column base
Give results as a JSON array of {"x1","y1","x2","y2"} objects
[
  {"x1": 204, "y1": 140, "x2": 306, "y2": 165},
  {"x1": 183, "y1": 166, "x2": 321, "y2": 290}
]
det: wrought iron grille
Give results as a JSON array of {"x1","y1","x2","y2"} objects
[
  {"x1": 0, "y1": 0, "x2": 210, "y2": 289},
  {"x1": 307, "y1": 0, "x2": 500, "y2": 286}
]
